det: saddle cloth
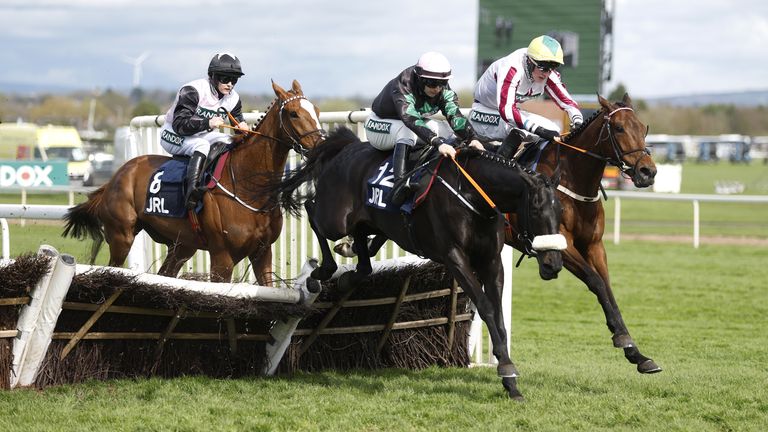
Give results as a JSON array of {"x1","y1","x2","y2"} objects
[
  {"x1": 365, "y1": 154, "x2": 438, "y2": 214},
  {"x1": 144, "y1": 152, "x2": 231, "y2": 218}
]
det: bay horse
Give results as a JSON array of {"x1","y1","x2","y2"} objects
[
  {"x1": 269, "y1": 126, "x2": 567, "y2": 399},
  {"x1": 505, "y1": 94, "x2": 662, "y2": 374},
  {"x1": 62, "y1": 80, "x2": 325, "y2": 284}
]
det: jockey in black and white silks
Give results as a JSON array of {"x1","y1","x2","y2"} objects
[{"x1": 159, "y1": 52, "x2": 249, "y2": 210}]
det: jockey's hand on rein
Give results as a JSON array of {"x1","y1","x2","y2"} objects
[
  {"x1": 209, "y1": 117, "x2": 225, "y2": 130},
  {"x1": 468, "y1": 139, "x2": 485, "y2": 151},
  {"x1": 534, "y1": 126, "x2": 559, "y2": 141},
  {"x1": 438, "y1": 143, "x2": 456, "y2": 158}
]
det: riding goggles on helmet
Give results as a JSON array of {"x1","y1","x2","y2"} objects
[
  {"x1": 214, "y1": 74, "x2": 239, "y2": 85},
  {"x1": 529, "y1": 58, "x2": 560, "y2": 72},
  {"x1": 423, "y1": 78, "x2": 448, "y2": 88}
]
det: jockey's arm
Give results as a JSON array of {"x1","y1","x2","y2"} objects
[{"x1": 172, "y1": 86, "x2": 210, "y2": 136}]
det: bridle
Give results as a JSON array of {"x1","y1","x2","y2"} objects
[
  {"x1": 597, "y1": 107, "x2": 651, "y2": 176},
  {"x1": 275, "y1": 95, "x2": 326, "y2": 157},
  {"x1": 245, "y1": 95, "x2": 326, "y2": 157},
  {"x1": 558, "y1": 106, "x2": 650, "y2": 177}
]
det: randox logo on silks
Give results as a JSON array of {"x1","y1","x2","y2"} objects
[
  {"x1": 365, "y1": 119, "x2": 392, "y2": 134},
  {"x1": 470, "y1": 110, "x2": 501, "y2": 126},
  {"x1": 161, "y1": 129, "x2": 184, "y2": 146},
  {"x1": 196, "y1": 107, "x2": 226, "y2": 120}
]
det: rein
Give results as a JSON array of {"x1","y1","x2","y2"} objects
[
  {"x1": 449, "y1": 152, "x2": 499, "y2": 212},
  {"x1": 211, "y1": 94, "x2": 324, "y2": 214},
  {"x1": 553, "y1": 106, "x2": 649, "y2": 202}
]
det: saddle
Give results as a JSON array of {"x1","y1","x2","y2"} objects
[{"x1": 511, "y1": 139, "x2": 549, "y2": 170}]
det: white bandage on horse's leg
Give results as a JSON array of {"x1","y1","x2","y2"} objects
[{"x1": 531, "y1": 234, "x2": 567, "y2": 251}]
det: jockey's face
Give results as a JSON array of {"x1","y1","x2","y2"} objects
[
  {"x1": 423, "y1": 78, "x2": 447, "y2": 98},
  {"x1": 213, "y1": 73, "x2": 238, "y2": 95},
  {"x1": 216, "y1": 81, "x2": 233, "y2": 95},
  {"x1": 531, "y1": 67, "x2": 551, "y2": 83}
]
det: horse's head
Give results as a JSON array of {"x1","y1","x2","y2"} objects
[
  {"x1": 271, "y1": 80, "x2": 326, "y2": 156},
  {"x1": 595, "y1": 93, "x2": 657, "y2": 187},
  {"x1": 518, "y1": 170, "x2": 565, "y2": 280}
]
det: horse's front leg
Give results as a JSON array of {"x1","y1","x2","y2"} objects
[
  {"x1": 209, "y1": 250, "x2": 235, "y2": 283},
  {"x1": 249, "y1": 246, "x2": 274, "y2": 287},
  {"x1": 305, "y1": 200, "x2": 337, "y2": 281},
  {"x1": 475, "y1": 250, "x2": 524, "y2": 400},
  {"x1": 565, "y1": 242, "x2": 661, "y2": 374},
  {"x1": 444, "y1": 248, "x2": 522, "y2": 400}
]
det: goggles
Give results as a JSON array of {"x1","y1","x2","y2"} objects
[
  {"x1": 529, "y1": 58, "x2": 560, "y2": 72},
  {"x1": 214, "y1": 74, "x2": 239, "y2": 85},
  {"x1": 423, "y1": 78, "x2": 448, "y2": 88}
]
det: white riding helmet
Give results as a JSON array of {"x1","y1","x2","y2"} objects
[{"x1": 415, "y1": 52, "x2": 452, "y2": 80}]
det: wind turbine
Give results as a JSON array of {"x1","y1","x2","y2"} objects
[{"x1": 122, "y1": 51, "x2": 150, "y2": 89}]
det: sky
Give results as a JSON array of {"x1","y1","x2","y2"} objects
[{"x1": 2, "y1": 0, "x2": 767, "y2": 99}]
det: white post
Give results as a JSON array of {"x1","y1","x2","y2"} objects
[
  {"x1": 11, "y1": 245, "x2": 59, "y2": 387},
  {"x1": 613, "y1": 196, "x2": 621, "y2": 245},
  {"x1": 693, "y1": 199, "x2": 700, "y2": 248},
  {"x1": 16, "y1": 250, "x2": 76, "y2": 387},
  {"x1": 262, "y1": 259, "x2": 320, "y2": 376},
  {"x1": 1, "y1": 218, "x2": 9, "y2": 259}
]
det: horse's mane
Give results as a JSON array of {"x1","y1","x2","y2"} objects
[
  {"x1": 562, "y1": 100, "x2": 629, "y2": 144},
  {"x1": 459, "y1": 147, "x2": 538, "y2": 177},
  {"x1": 252, "y1": 89, "x2": 299, "y2": 132}
]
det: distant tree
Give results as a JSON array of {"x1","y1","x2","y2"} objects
[
  {"x1": 132, "y1": 99, "x2": 162, "y2": 117},
  {"x1": 28, "y1": 95, "x2": 84, "y2": 126}
]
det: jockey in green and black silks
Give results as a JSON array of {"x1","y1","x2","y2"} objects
[{"x1": 365, "y1": 51, "x2": 484, "y2": 205}]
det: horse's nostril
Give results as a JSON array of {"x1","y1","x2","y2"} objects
[{"x1": 640, "y1": 166, "x2": 657, "y2": 179}]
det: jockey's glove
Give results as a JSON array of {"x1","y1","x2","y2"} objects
[{"x1": 534, "y1": 126, "x2": 560, "y2": 141}]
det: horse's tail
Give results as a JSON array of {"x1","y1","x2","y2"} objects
[
  {"x1": 62, "y1": 185, "x2": 106, "y2": 264},
  {"x1": 274, "y1": 126, "x2": 361, "y2": 216}
]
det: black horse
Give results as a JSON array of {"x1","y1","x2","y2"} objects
[{"x1": 270, "y1": 127, "x2": 566, "y2": 399}]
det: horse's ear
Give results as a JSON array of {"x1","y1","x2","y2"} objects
[
  {"x1": 622, "y1": 93, "x2": 633, "y2": 108},
  {"x1": 272, "y1": 80, "x2": 288, "y2": 98},
  {"x1": 291, "y1": 80, "x2": 303, "y2": 94},
  {"x1": 597, "y1": 94, "x2": 611, "y2": 110}
]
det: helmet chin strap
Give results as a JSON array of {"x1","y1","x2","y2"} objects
[{"x1": 209, "y1": 75, "x2": 226, "y2": 99}]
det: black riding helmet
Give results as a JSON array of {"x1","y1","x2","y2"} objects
[{"x1": 208, "y1": 52, "x2": 245, "y2": 77}]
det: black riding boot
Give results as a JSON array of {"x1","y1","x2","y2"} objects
[
  {"x1": 184, "y1": 151, "x2": 206, "y2": 210},
  {"x1": 497, "y1": 129, "x2": 524, "y2": 159},
  {"x1": 388, "y1": 141, "x2": 412, "y2": 207}
]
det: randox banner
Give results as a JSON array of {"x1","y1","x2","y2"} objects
[{"x1": 0, "y1": 160, "x2": 70, "y2": 187}]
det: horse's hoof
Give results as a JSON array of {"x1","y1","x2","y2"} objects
[
  {"x1": 501, "y1": 377, "x2": 524, "y2": 401},
  {"x1": 306, "y1": 278, "x2": 322, "y2": 294},
  {"x1": 612, "y1": 334, "x2": 635, "y2": 348},
  {"x1": 638, "y1": 359, "x2": 662, "y2": 374},
  {"x1": 497, "y1": 363, "x2": 519, "y2": 378}
]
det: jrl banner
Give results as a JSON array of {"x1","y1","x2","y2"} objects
[{"x1": 0, "y1": 160, "x2": 69, "y2": 187}]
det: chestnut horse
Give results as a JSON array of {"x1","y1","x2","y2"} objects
[
  {"x1": 63, "y1": 80, "x2": 325, "y2": 284},
  {"x1": 505, "y1": 94, "x2": 662, "y2": 374}
]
